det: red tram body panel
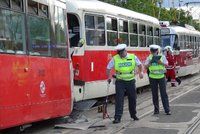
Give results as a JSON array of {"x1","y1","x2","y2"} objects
[{"x1": 0, "y1": 55, "x2": 72, "y2": 129}]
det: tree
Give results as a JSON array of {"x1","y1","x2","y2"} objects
[{"x1": 99, "y1": 0, "x2": 200, "y2": 30}]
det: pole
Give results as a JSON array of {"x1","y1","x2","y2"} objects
[
  {"x1": 178, "y1": 0, "x2": 182, "y2": 21},
  {"x1": 158, "y1": 1, "x2": 162, "y2": 20},
  {"x1": 102, "y1": 82, "x2": 111, "y2": 120}
]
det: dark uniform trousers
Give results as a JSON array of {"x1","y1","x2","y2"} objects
[
  {"x1": 114, "y1": 79, "x2": 136, "y2": 120},
  {"x1": 149, "y1": 77, "x2": 170, "y2": 113}
]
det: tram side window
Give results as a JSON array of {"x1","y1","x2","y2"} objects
[
  {"x1": 129, "y1": 22, "x2": 138, "y2": 47},
  {"x1": 28, "y1": 1, "x2": 50, "y2": 56},
  {"x1": 39, "y1": 3, "x2": 48, "y2": 17},
  {"x1": 180, "y1": 35, "x2": 184, "y2": 49},
  {"x1": 188, "y1": 36, "x2": 192, "y2": 49},
  {"x1": 85, "y1": 15, "x2": 95, "y2": 29},
  {"x1": 139, "y1": 24, "x2": 146, "y2": 47},
  {"x1": 107, "y1": 18, "x2": 117, "y2": 31},
  {"x1": 85, "y1": 14, "x2": 105, "y2": 46},
  {"x1": 107, "y1": 17, "x2": 117, "y2": 46},
  {"x1": 119, "y1": 20, "x2": 128, "y2": 45},
  {"x1": 154, "y1": 27, "x2": 160, "y2": 45},
  {"x1": 12, "y1": 0, "x2": 23, "y2": 11},
  {"x1": 147, "y1": 26, "x2": 153, "y2": 36},
  {"x1": 173, "y1": 35, "x2": 178, "y2": 50},
  {"x1": 52, "y1": 6, "x2": 67, "y2": 58},
  {"x1": 194, "y1": 36, "x2": 198, "y2": 57},
  {"x1": 139, "y1": 25, "x2": 146, "y2": 35},
  {"x1": 0, "y1": 0, "x2": 10, "y2": 8},
  {"x1": 28, "y1": 0, "x2": 38, "y2": 15},
  {"x1": 97, "y1": 16, "x2": 105, "y2": 46},
  {"x1": 147, "y1": 26, "x2": 153, "y2": 47},
  {"x1": 67, "y1": 13, "x2": 80, "y2": 48},
  {"x1": 186, "y1": 35, "x2": 190, "y2": 49},
  {"x1": 154, "y1": 28, "x2": 160, "y2": 36},
  {"x1": 183, "y1": 35, "x2": 186, "y2": 49},
  {"x1": 97, "y1": 16, "x2": 105, "y2": 29},
  {"x1": 0, "y1": 9, "x2": 26, "y2": 54}
]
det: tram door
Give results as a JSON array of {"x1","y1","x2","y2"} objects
[
  {"x1": 67, "y1": 13, "x2": 85, "y2": 101},
  {"x1": 67, "y1": 13, "x2": 80, "y2": 48}
]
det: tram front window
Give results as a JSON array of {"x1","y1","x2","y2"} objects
[
  {"x1": 162, "y1": 34, "x2": 179, "y2": 50},
  {"x1": 161, "y1": 35, "x2": 171, "y2": 48}
]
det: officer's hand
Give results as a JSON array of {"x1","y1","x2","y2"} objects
[
  {"x1": 149, "y1": 60, "x2": 153, "y2": 64},
  {"x1": 107, "y1": 79, "x2": 111, "y2": 84},
  {"x1": 139, "y1": 73, "x2": 143, "y2": 79}
]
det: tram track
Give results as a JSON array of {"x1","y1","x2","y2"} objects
[
  {"x1": 185, "y1": 115, "x2": 200, "y2": 134},
  {"x1": 111, "y1": 74, "x2": 200, "y2": 134}
]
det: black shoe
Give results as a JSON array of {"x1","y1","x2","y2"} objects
[
  {"x1": 132, "y1": 115, "x2": 139, "y2": 121},
  {"x1": 171, "y1": 83, "x2": 176, "y2": 87},
  {"x1": 113, "y1": 118, "x2": 121, "y2": 124},
  {"x1": 154, "y1": 111, "x2": 159, "y2": 115},
  {"x1": 176, "y1": 78, "x2": 181, "y2": 85},
  {"x1": 166, "y1": 111, "x2": 171, "y2": 115}
]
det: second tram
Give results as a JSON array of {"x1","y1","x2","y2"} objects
[
  {"x1": 66, "y1": 0, "x2": 161, "y2": 101},
  {"x1": 160, "y1": 22, "x2": 200, "y2": 77}
]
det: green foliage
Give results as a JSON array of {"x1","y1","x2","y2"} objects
[{"x1": 99, "y1": 0, "x2": 200, "y2": 31}]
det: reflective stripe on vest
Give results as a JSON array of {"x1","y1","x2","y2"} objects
[
  {"x1": 148, "y1": 54, "x2": 166, "y2": 79},
  {"x1": 114, "y1": 54, "x2": 136, "y2": 81}
]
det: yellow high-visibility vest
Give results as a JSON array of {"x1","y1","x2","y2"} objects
[
  {"x1": 148, "y1": 54, "x2": 166, "y2": 79},
  {"x1": 114, "y1": 54, "x2": 136, "y2": 81}
]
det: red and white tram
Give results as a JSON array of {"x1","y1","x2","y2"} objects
[
  {"x1": 0, "y1": 0, "x2": 73, "y2": 130},
  {"x1": 66, "y1": 0, "x2": 161, "y2": 102},
  {"x1": 161, "y1": 23, "x2": 200, "y2": 77}
]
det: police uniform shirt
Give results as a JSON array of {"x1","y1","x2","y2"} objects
[{"x1": 107, "y1": 54, "x2": 142, "y2": 70}]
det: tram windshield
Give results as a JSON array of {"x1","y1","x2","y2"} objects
[{"x1": 161, "y1": 34, "x2": 178, "y2": 49}]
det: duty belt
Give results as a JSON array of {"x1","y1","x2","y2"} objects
[
  {"x1": 116, "y1": 71, "x2": 133, "y2": 75},
  {"x1": 150, "y1": 70, "x2": 165, "y2": 74}
]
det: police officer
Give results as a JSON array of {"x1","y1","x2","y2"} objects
[
  {"x1": 106, "y1": 44, "x2": 143, "y2": 124},
  {"x1": 145, "y1": 44, "x2": 171, "y2": 115}
]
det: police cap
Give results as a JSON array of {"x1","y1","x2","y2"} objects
[
  {"x1": 115, "y1": 44, "x2": 127, "y2": 51},
  {"x1": 149, "y1": 44, "x2": 160, "y2": 50}
]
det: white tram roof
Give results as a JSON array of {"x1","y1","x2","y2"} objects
[
  {"x1": 163, "y1": 26, "x2": 200, "y2": 36},
  {"x1": 66, "y1": 0, "x2": 159, "y2": 26}
]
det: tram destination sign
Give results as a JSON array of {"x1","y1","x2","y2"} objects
[{"x1": 161, "y1": 28, "x2": 170, "y2": 35}]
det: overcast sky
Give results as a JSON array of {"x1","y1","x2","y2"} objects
[
  {"x1": 162, "y1": 0, "x2": 200, "y2": 7},
  {"x1": 162, "y1": 0, "x2": 200, "y2": 19}
]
